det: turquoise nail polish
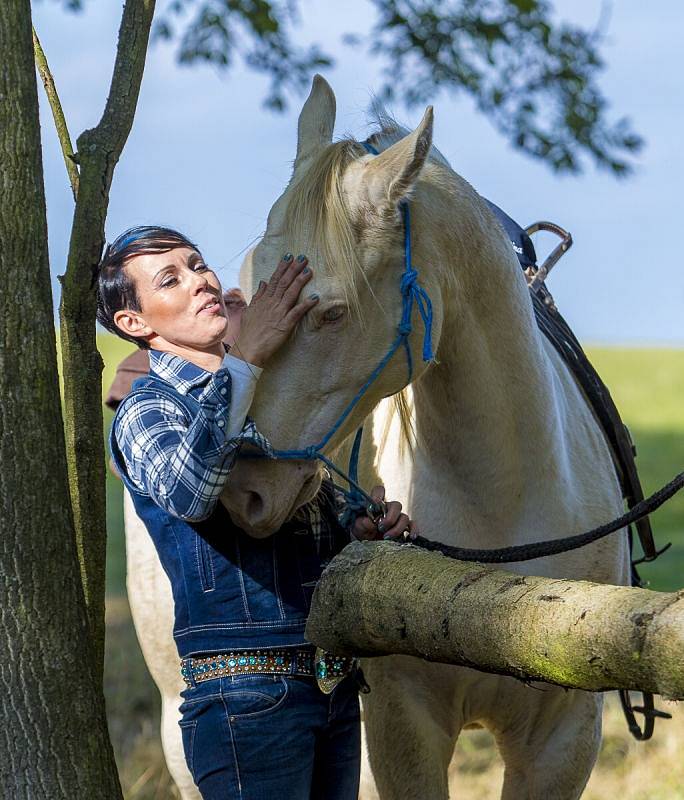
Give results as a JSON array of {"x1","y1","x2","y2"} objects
[
  {"x1": 283, "y1": 253, "x2": 293, "y2": 261},
  {"x1": 302, "y1": 266, "x2": 310, "y2": 274},
  {"x1": 297, "y1": 254, "x2": 306, "y2": 262},
  {"x1": 309, "y1": 293, "x2": 319, "y2": 300}
]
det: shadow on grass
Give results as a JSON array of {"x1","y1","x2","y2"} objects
[
  {"x1": 628, "y1": 426, "x2": 684, "y2": 592},
  {"x1": 105, "y1": 598, "x2": 178, "y2": 799}
]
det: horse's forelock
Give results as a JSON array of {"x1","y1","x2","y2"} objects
[
  {"x1": 283, "y1": 139, "x2": 367, "y2": 313},
  {"x1": 366, "y1": 102, "x2": 451, "y2": 168}
]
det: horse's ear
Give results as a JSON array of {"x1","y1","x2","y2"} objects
[
  {"x1": 238, "y1": 245, "x2": 257, "y2": 300},
  {"x1": 364, "y1": 107, "x2": 434, "y2": 212},
  {"x1": 293, "y1": 75, "x2": 336, "y2": 177}
]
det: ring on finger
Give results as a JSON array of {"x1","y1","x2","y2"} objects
[{"x1": 367, "y1": 501, "x2": 387, "y2": 526}]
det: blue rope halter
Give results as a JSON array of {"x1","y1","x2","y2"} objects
[{"x1": 245, "y1": 140, "x2": 435, "y2": 517}]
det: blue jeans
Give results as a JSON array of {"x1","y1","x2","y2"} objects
[{"x1": 178, "y1": 673, "x2": 361, "y2": 799}]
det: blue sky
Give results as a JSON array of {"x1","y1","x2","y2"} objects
[{"x1": 33, "y1": 0, "x2": 684, "y2": 345}]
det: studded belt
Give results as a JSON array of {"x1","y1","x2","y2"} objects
[{"x1": 180, "y1": 647, "x2": 356, "y2": 694}]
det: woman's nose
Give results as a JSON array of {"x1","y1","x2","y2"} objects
[{"x1": 189, "y1": 270, "x2": 210, "y2": 292}]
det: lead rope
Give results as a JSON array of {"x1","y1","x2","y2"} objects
[
  {"x1": 243, "y1": 139, "x2": 436, "y2": 520},
  {"x1": 338, "y1": 140, "x2": 434, "y2": 523},
  {"x1": 408, "y1": 473, "x2": 681, "y2": 563}
]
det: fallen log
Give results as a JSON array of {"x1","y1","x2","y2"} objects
[{"x1": 306, "y1": 540, "x2": 684, "y2": 698}]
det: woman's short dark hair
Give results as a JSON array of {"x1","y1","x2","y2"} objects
[{"x1": 96, "y1": 225, "x2": 200, "y2": 349}]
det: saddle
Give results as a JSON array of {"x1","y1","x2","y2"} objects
[{"x1": 486, "y1": 199, "x2": 670, "y2": 741}]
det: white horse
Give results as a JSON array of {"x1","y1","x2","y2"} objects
[{"x1": 124, "y1": 75, "x2": 629, "y2": 799}]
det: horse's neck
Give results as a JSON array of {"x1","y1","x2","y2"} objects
[
  {"x1": 406, "y1": 243, "x2": 621, "y2": 555},
  {"x1": 415, "y1": 272, "x2": 552, "y2": 502}
]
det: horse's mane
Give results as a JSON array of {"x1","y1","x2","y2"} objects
[
  {"x1": 284, "y1": 139, "x2": 368, "y2": 312},
  {"x1": 282, "y1": 111, "x2": 500, "y2": 454}
]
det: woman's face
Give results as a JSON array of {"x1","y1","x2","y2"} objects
[{"x1": 115, "y1": 247, "x2": 229, "y2": 354}]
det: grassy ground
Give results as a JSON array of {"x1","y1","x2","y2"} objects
[
  {"x1": 98, "y1": 335, "x2": 684, "y2": 798},
  {"x1": 587, "y1": 348, "x2": 684, "y2": 592}
]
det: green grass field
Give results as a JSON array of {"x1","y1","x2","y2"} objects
[
  {"x1": 588, "y1": 347, "x2": 684, "y2": 591},
  {"x1": 97, "y1": 335, "x2": 684, "y2": 798}
]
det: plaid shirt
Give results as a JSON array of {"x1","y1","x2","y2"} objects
[{"x1": 114, "y1": 349, "x2": 272, "y2": 523}]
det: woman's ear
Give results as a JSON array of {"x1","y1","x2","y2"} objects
[{"x1": 113, "y1": 309, "x2": 153, "y2": 342}]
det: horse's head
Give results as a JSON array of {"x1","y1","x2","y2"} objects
[{"x1": 222, "y1": 76, "x2": 455, "y2": 535}]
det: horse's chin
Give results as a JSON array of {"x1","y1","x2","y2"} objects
[
  {"x1": 220, "y1": 466, "x2": 323, "y2": 538},
  {"x1": 289, "y1": 471, "x2": 326, "y2": 522}
]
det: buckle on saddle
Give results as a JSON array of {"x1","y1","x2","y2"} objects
[
  {"x1": 523, "y1": 220, "x2": 573, "y2": 296},
  {"x1": 618, "y1": 690, "x2": 672, "y2": 741},
  {"x1": 632, "y1": 541, "x2": 672, "y2": 566}
]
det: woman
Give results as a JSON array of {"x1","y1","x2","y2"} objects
[{"x1": 98, "y1": 225, "x2": 416, "y2": 799}]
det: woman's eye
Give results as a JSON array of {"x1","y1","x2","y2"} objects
[
  {"x1": 161, "y1": 277, "x2": 177, "y2": 288},
  {"x1": 194, "y1": 263, "x2": 209, "y2": 272},
  {"x1": 322, "y1": 306, "x2": 345, "y2": 324}
]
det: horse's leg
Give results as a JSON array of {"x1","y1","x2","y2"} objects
[
  {"x1": 361, "y1": 656, "x2": 461, "y2": 800},
  {"x1": 494, "y1": 687, "x2": 603, "y2": 800},
  {"x1": 160, "y1": 692, "x2": 202, "y2": 800},
  {"x1": 124, "y1": 493, "x2": 200, "y2": 800},
  {"x1": 359, "y1": 721, "x2": 381, "y2": 800}
]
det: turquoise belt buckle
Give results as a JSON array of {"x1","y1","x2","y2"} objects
[{"x1": 314, "y1": 647, "x2": 353, "y2": 694}]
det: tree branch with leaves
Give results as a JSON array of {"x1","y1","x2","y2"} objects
[{"x1": 155, "y1": 0, "x2": 642, "y2": 174}]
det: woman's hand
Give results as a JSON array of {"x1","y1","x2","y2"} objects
[
  {"x1": 230, "y1": 255, "x2": 318, "y2": 367},
  {"x1": 351, "y1": 485, "x2": 419, "y2": 542}
]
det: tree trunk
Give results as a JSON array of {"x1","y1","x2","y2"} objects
[
  {"x1": 0, "y1": 2, "x2": 123, "y2": 797},
  {"x1": 59, "y1": 0, "x2": 155, "y2": 680},
  {"x1": 306, "y1": 541, "x2": 684, "y2": 698}
]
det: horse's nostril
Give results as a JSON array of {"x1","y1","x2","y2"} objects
[{"x1": 246, "y1": 491, "x2": 264, "y2": 518}]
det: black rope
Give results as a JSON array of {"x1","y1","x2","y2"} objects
[{"x1": 409, "y1": 472, "x2": 683, "y2": 564}]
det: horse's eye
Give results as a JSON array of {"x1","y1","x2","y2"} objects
[{"x1": 321, "y1": 306, "x2": 346, "y2": 324}]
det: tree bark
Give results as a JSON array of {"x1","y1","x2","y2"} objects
[
  {"x1": 306, "y1": 541, "x2": 684, "y2": 698},
  {"x1": 0, "y1": 2, "x2": 123, "y2": 797},
  {"x1": 58, "y1": 0, "x2": 155, "y2": 679}
]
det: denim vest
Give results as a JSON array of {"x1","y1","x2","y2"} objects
[{"x1": 110, "y1": 373, "x2": 350, "y2": 658}]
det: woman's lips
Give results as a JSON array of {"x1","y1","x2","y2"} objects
[{"x1": 198, "y1": 301, "x2": 222, "y2": 315}]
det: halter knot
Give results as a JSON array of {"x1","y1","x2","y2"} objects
[
  {"x1": 338, "y1": 486, "x2": 368, "y2": 531},
  {"x1": 400, "y1": 267, "x2": 418, "y2": 295},
  {"x1": 303, "y1": 446, "x2": 319, "y2": 460},
  {"x1": 397, "y1": 321, "x2": 412, "y2": 337}
]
